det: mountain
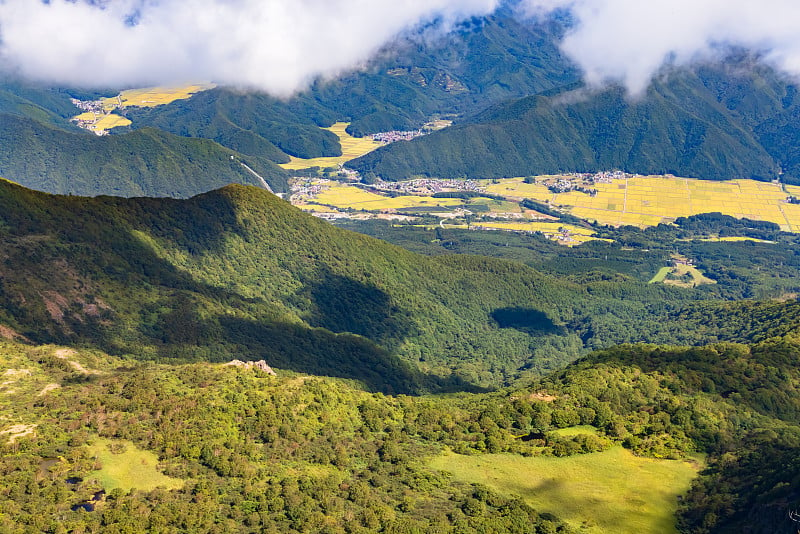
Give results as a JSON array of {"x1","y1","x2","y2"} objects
[
  {"x1": 0, "y1": 114, "x2": 290, "y2": 197},
  {"x1": 0, "y1": 178, "x2": 766, "y2": 391},
  {"x1": 122, "y1": 12, "x2": 577, "y2": 157},
  {"x1": 348, "y1": 63, "x2": 798, "y2": 182},
  {"x1": 0, "y1": 78, "x2": 92, "y2": 127},
  {"x1": 125, "y1": 88, "x2": 342, "y2": 162},
  {"x1": 307, "y1": 11, "x2": 578, "y2": 136}
]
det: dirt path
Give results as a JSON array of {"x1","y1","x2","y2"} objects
[{"x1": 54, "y1": 348, "x2": 99, "y2": 375}]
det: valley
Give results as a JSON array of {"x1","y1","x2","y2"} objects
[
  {"x1": 289, "y1": 171, "x2": 800, "y2": 247},
  {"x1": 2, "y1": 4, "x2": 800, "y2": 533}
]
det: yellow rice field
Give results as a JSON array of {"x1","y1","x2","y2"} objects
[
  {"x1": 298, "y1": 203, "x2": 338, "y2": 213},
  {"x1": 486, "y1": 176, "x2": 800, "y2": 232},
  {"x1": 280, "y1": 123, "x2": 383, "y2": 170},
  {"x1": 91, "y1": 114, "x2": 132, "y2": 131},
  {"x1": 313, "y1": 183, "x2": 464, "y2": 211},
  {"x1": 102, "y1": 83, "x2": 216, "y2": 110}
]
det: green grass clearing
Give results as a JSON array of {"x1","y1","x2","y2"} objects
[
  {"x1": 664, "y1": 264, "x2": 716, "y2": 288},
  {"x1": 87, "y1": 438, "x2": 184, "y2": 492},
  {"x1": 550, "y1": 425, "x2": 600, "y2": 437},
  {"x1": 430, "y1": 446, "x2": 701, "y2": 534},
  {"x1": 649, "y1": 266, "x2": 672, "y2": 283}
]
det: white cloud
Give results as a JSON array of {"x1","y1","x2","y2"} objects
[
  {"x1": 4, "y1": 0, "x2": 800, "y2": 95},
  {"x1": 522, "y1": 0, "x2": 800, "y2": 94},
  {"x1": 0, "y1": 0, "x2": 500, "y2": 94}
]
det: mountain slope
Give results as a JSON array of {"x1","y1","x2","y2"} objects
[
  {"x1": 0, "y1": 114, "x2": 290, "y2": 197},
  {"x1": 348, "y1": 67, "x2": 787, "y2": 182},
  {"x1": 308, "y1": 11, "x2": 578, "y2": 136},
  {"x1": 0, "y1": 178, "x2": 748, "y2": 391},
  {"x1": 126, "y1": 88, "x2": 342, "y2": 161}
]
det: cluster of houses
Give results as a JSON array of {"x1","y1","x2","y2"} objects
[
  {"x1": 565, "y1": 170, "x2": 632, "y2": 184},
  {"x1": 70, "y1": 98, "x2": 104, "y2": 114},
  {"x1": 70, "y1": 98, "x2": 113, "y2": 135},
  {"x1": 289, "y1": 178, "x2": 330, "y2": 203},
  {"x1": 543, "y1": 170, "x2": 634, "y2": 195},
  {"x1": 546, "y1": 177, "x2": 597, "y2": 196},
  {"x1": 369, "y1": 130, "x2": 426, "y2": 144},
  {"x1": 369, "y1": 178, "x2": 483, "y2": 195}
]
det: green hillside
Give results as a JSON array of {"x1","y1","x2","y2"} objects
[
  {"x1": 126, "y1": 88, "x2": 342, "y2": 161},
  {"x1": 1, "y1": 179, "x2": 800, "y2": 531},
  {"x1": 0, "y1": 114, "x2": 290, "y2": 197},
  {"x1": 310, "y1": 12, "x2": 578, "y2": 136},
  {"x1": 0, "y1": 78, "x2": 91, "y2": 127},
  {"x1": 0, "y1": 179, "x2": 765, "y2": 391},
  {"x1": 3, "y1": 319, "x2": 800, "y2": 532}
]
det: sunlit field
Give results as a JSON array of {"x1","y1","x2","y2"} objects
[
  {"x1": 485, "y1": 176, "x2": 800, "y2": 231},
  {"x1": 87, "y1": 438, "x2": 184, "y2": 492},
  {"x1": 102, "y1": 84, "x2": 216, "y2": 109},
  {"x1": 92, "y1": 114, "x2": 132, "y2": 131},
  {"x1": 430, "y1": 446, "x2": 701, "y2": 534},
  {"x1": 280, "y1": 123, "x2": 383, "y2": 170}
]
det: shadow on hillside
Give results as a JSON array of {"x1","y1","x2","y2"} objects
[
  {"x1": 126, "y1": 297, "x2": 478, "y2": 394},
  {"x1": 295, "y1": 267, "x2": 418, "y2": 346},
  {"x1": 491, "y1": 307, "x2": 565, "y2": 335}
]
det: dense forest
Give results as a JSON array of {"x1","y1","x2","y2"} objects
[
  {"x1": 0, "y1": 114, "x2": 290, "y2": 197},
  {"x1": 3, "y1": 320, "x2": 800, "y2": 532}
]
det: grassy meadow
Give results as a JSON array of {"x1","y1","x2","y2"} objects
[
  {"x1": 87, "y1": 438, "x2": 184, "y2": 492},
  {"x1": 430, "y1": 446, "x2": 701, "y2": 534}
]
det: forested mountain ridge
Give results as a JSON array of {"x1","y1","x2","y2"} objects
[
  {"x1": 348, "y1": 62, "x2": 799, "y2": 182},
  {"x1": 125, "y1": 88, "x2": 343, "y2": 162},
  {"x1": 0, "y1": 114, "x2": 290, "y2": 197},
  {"x1": 3, "y1": 178, "x2": 792, "y2": 392}
]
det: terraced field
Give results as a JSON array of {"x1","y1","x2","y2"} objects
[
  {"x1": 280, "y1": 123, "x2": 383, "y2": 170},
  {"x1": 485, "y1": 176, "x2": 800, "y2": 231}
]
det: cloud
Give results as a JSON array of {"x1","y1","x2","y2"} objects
[
  {"x1": 5, "y1": 0, "x2": 800, "y2": 96},
  {"x1": 522, "y1": 0, "x2": 800, "y2": 94},
  {"x1": 0, "y1": 0, "x2": 500, "y2": 95}
]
